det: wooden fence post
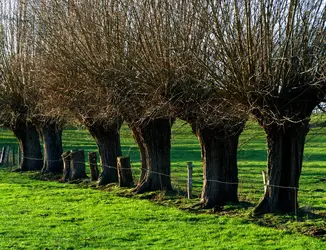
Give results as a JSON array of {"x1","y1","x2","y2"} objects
[
  {"x1": 88, "y1": 152, "x2": 99, "y2": 181},
  {"x1": 70, "y1": 150, "x2": 87, "y2": 180},
  {"x1": 187, "y1": 162, "x2": 193, "y2": 199},
  {"x1": 117, "y1": 156, "x2": 133, "y2": 187}
]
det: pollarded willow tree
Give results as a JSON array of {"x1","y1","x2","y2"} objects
[
  {"x1": 37, "y1": 64, "x2": 123, "y2": 183},
  {"x1": 50, "y1": 0, "x2": 175, "y2": 193},
  {"x1": 0, "y1": 0, "x2": 44, "y2": 171},
  {"x1": 0, "y1": 0, "x2": 66, "y2": 174},
  {"x1": 33, "y1": 0, "x2": 124, "y2": 184},
  {"x1": 50, "y1": 0, "x2": 176, "y2": 192},
  {"x1": 203, "y1": 0, "x2": 326, "y2": 214},
  {"x1": 110, "y1": 1, "x2": 179, "y2": 193},
  {"x1": 128, "y1": 0, "x2": 248, "y2": 206}
]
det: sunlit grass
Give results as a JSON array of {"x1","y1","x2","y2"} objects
[{"x1": 0, "y1": 169, "x2": 325, "y2": 249}]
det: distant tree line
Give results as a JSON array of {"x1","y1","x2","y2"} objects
[{"x1": 0, "y1": 0, "x2": 325, "y2": 215}]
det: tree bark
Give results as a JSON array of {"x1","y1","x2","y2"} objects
[
  {"x1": 40, "y1": 122, "x2": 63, "y2": 174},
  {"x1": 253, "y1": 121, "x2": 309, "y2": 215},
  {"x1": 193, "y1": 123, "x2": 244, "y2": 208},
  {"x1": 11, "y1": 120, "x2": 43, "y2": 171},
  {"x1": 131, "y1": 117, "x2": 174, "y2": 193},
  {"x1": 86, "y1": 119, "x2": 123, "y2": 185}
]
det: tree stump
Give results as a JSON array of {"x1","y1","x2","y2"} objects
[
  {"x1": 62, "y1": 151, "x2": 71, "y2": 182},
  {"x1": 70, "y1": 150, "x2": 87, "y2": 180},
  {"x1": 117, "y1": 156, "x2": 133, "y2": 188},
  {"x1": 88, "y1": 152, "x2": 99, "y2": 181}
]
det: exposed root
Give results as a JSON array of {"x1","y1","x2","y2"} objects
[
  {"x1": 132, "y1": 181, "x2": 149, "y2": 194},
  {"x1": 253, "y1": 198, "x2": 271, "y2": 216}
]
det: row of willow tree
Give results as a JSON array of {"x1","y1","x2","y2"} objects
[{"x1": 0, "y1": 0, "x2": 325, "y2": 215}]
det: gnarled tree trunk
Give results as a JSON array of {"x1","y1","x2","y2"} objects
[
  {"x1": 253, "y1": 121, "x2": 309, "y2": 215},
  {"x1": 131, "y1": 117, "x2": 174, "y2": 193},
  {"x1": 40, "y1": 122, "x2": 63, "y2": 174},
  {"x1": 192, "y1": 123, "x2": 244, "y2": 208},
  {"x1": 11, "y1": 120, "x2": 43, "y2": 171},
  {"x1": 86, "y1": 119, "x2": 123, "y2": 185}
]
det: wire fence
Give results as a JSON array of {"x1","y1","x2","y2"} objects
[
  {"x1": 2, "y1": 148, "x2": 323, "y2": 206},
  {"x1": 0, "y1": 144, "x2": 324, "y2": 220},
  {"x1": 1, "y1": 146, "x2": 324, "y2": 194},
  {"x1": 0, "y1": 118, "x2": 325, "y2": 216}
]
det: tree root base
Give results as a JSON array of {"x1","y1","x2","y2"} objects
[{"x1": 132, "y1": 181, "x2": 173, "y2": 195}]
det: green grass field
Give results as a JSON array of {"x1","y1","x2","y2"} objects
[{"x1": 0, "y1": 117, "x2": 325, "y2": 249}]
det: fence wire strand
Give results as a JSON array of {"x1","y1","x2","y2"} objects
[{"x1": 1, "y1": 139, "x2": 324, "y2": 215}]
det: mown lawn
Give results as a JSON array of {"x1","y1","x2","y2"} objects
[
  {"x1": 0, "y1": 116, "x2": 325, "y2": 249},
  {"x1": 0, "y1": 169, "x2": 325, "y2": 250}
]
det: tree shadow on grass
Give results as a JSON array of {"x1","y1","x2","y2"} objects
[
  {"x1": 247, "y1": 208, "x2": 326, "y2": 241},
  {"x1": 158, "y1": 190, "x2": 326, "y2": 241},
  {"x1": 9, "y1": 166, "x2": 326, "y2": 242}
]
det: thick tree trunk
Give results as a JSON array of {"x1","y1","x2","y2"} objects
[
  {"x1": 131, "y1": 117, "x2": 174, "y2": 193},
  {"x1": 193, "y1": 123, "x2": 244, "y2": 208},
  {"x1": 253, "y1": 121, "x2": 309, "y2": 215},
  {"x1": 11, "y1": 121, "x2": 43, "y2": 171},
  {"x1": 40, "y1": 122, "x2": 63, "y2": 174},
  {"x1": 86, "y1": 120, "x2": 122, "y2": 185}
]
